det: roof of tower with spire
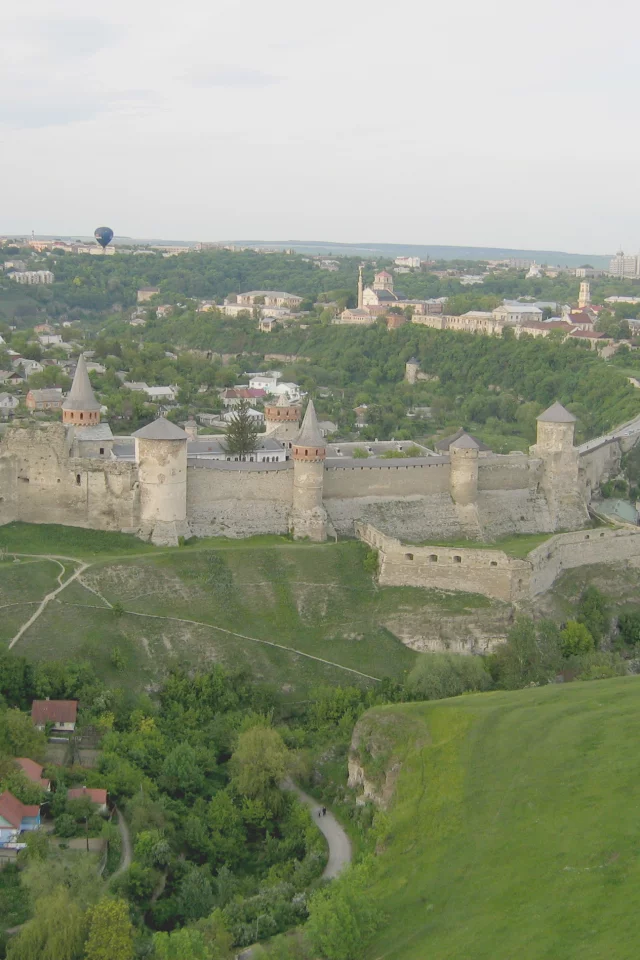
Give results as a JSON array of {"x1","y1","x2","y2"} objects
[
  {"x1": 294, "y1": 399, "x2": 325, "y2": 447},
  {"x1": 537, "y1": 402, "x2": 576, "y2": 423},
  {"x1": 62, "y1": 353, "x2": 101, "y2": 411},
  {"x1": 276, "y1": 392, "x2": 299, "y2": 408}
]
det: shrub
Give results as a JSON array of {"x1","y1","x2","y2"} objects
[
  {"x1": 352, "y1": 447, "x2": 368, "y2": 459},
  {"x1": 561, "y1": 621, "x2": 594, "y2": 658},
  {"x1": 577, "y1": 586, "x2": 610, "y2": 646},
  {"x1": 407, "y1": 653, "x2": 492, "y2": 701},
  {"x1": 362, "y1": 550, "x2": 378, "y2": 575},
  {"x1": 54, "y1": 813, "x2": 78, "y2": 838}
]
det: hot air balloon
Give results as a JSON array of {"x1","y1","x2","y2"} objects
[{"x1": 94, "y1": 226, "x2": 114, "y2": 250}]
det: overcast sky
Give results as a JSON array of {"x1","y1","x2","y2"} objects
[{"x1": 1, "y1": 0, "x2": 638, "y2": 253}]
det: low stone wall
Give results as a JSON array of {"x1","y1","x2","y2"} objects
[
  {"x1": 527, "y1": 527, "x2": 640, "y2": 596},
  {"x1": 356, "y1": 522, "x2": 640, "y2": 604},
  {"x1": 356, "y1": 522, "x2": 529, "y2": 602}
]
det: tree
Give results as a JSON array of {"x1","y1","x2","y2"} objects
[
  {"x1": 153, "y1": 911, "x2": 232, "y2": 960},
  {"x1": 230, "y1": 726, "x2": 289, "y2": 809},
  {"x1": 6, "y1": 887, "x2": 86, "y2": 960},
  {"x1": 618, "y1": 612, "x2": 640, "y2": 646},
  {"x1": 561, "y1": 621, "x2": 595, "y2": 657},
  {"x1": 159, "y1": 742, "x2": 205, "y2": 798},
  {"x1": 223, "y1": 400, "x2": 259, "y2": 458},
  {"x1": 306, "y1": 861, "x2": 383, "y2": 960},
  {"x1": 84, "y1": 898, "x2": 134, "y2": 960},
  {"x1": 0, "y1": 708, "x2": 46, "y2": 758},
  {"x1": 493, "y1": 618, "x2": 563, "y2": 689},
  {"x1": 178, "y1": 866, "x2": 215, "y2": 922},
  {"x1": 577, "y1": 586, "x2": 610, "y2": 646}
]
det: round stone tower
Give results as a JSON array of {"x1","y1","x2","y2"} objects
[
  {"x1": 264, "y1": 393, "x2": 302, "y2": 441},
  {"x1": 449, "y1": 433, "x2": 479, "y2": 505},
  {"x1": 133, "y1": 417, "x2": 192, "y2": 545},
  {"x1": 289, "y1": 400, "x2": 328, "y2": 541},
  {"x1": 62, "y1": 353, "x2": 101, "y2": 426}
]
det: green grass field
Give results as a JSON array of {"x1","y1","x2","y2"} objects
[
  {"x1": 355, "y1": 677, "x2": 640, "y2": 960},
  {"x1": 0, "y1": 524, "x2": 506, "y2": 697}
]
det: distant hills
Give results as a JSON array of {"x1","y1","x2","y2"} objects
[
  {"x1": 5, "y1": 233, "x2": 611, "y2": 267},
  {"x1": 230, "y1": 239, "x2": 612, "y2": 268}
]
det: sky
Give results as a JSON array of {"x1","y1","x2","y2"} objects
[{"x1": 1, "y1": 0, "x2": 639, "y2": 253}]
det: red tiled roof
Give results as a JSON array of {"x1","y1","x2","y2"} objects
[
  {"x1": 67, "y1": 787, "x2": 107, "y2": 805},
  {"x1": 15, "y1": 758, "x2": 49, "y2": 788},
  {"x1": 0, "y1": 791, "x2": 39, "y2": 827},
  {"x1": 31, "y1": 700, "x2": 77, "y2": 725}
]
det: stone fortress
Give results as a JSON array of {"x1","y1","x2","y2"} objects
[{"x1": 1, "y1": 357, "x2": 640, "y2": 582}]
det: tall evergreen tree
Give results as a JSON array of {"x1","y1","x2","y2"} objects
[{"x1": 223, "y1": 399, "x2": 259, "y2": 458}]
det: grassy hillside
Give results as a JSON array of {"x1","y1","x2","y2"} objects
[
  {"x1": 0, "y1": 524, "x2": 507, "y2": 697},
  {"x1": 353, "y1": 678, "x2": 640, "y2": 960}
]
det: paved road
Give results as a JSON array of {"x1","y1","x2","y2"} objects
[{"x1": 283, "y1": 779, "x2": 352, "y2": 879}]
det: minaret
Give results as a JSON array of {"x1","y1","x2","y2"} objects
[
  {"x1": 62, "y1": 354, "x2": 102, "y2": 426},
  {"x1": 289, "y1": 400, "x2": 328, "y2": 542},
  {"x1": 357, "y1": 265, "x2": 364, "y2": 309},
  {"x1": 578, "y1": 281, "x2": 591, "y2": 309}
]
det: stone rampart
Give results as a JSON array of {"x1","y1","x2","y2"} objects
[
  {"x1": 356, "y1": 522, "x2": 529, "y2": 602},
  {"x1": 527, "y1": 527, "x2": 640, "y2": 596},
  {"x1": 186, "y1": 460, "x2": 293, "y2": 537},
  {"x1": 477, "y1": 454, "x2": 536, "y2": 491},
  {"x1": 324, "y1": 459, "x2": 450, "y2": 499},
  {"x1": 356, "y1": 522, "x2": 640, "y2": 605}
]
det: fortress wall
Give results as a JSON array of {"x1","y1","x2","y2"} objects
[
  {"x1": 579, "y1": 440, "x2": 622, "y2": 493},
  {"x1": 356, "y1": 522, "x2": 528, "y2": 603},
  {"x1": 0, "y1": 423, "x2": 139, "y2": 531},
  {"x1": 477, "y1": 455, "x2": 534, "y2": 491},
  {"x1": 476, "y1": 490, "x2": 553, "y2": 537},
  {"x1": 327, "y1": 494, "x2": 478, "y2": 542},
  {"x1": 357, "y1": 523, "x2": 640, "y2": 608},
  {"x1": 527, "y1": 527, "x2": 640, "y2": 596},
  {"x1": 324, "y1": 461, "x2": 450, "y2": 499},
  {"x1": 186, "y1": 464, "x2": 293, "y2": 537}
]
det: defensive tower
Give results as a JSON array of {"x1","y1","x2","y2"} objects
[
  {"x1": 133, "y1": 417, "x2": 192, "y2": 545},
  {"x1": 405, "y1": 357, "x2": 420, "y2": 385},
  {"x1": 449, "y1": 433, "x2": 479, "y2": 506},
  {"x1": 264, "y1": 393, "x2": 302, "y2": 441},
  {"x1": 531, "y1": 402, "x2": 588, "y2": 529},
  {"x1": 62, "y1": 354, "x2": 101, "y2": 426},
  {"x1": 289, "y1": 400, "x2": 328, "y2": 541}
]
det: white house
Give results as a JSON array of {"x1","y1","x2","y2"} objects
[
  {"x1": 38, "y1": 334, "x2": 63, "y2": 347},
  {"x1": 145, "y1": 385, "x2": 178, "y2": 402},
  {"x1": 272, "y1": 382, "x2": 303, "y2": 401},
  {"x1": 0, "y1": 393, "x2": 19, "y2": 414},
  {"x1": 16, "y1": 359, "x2": 44, "y2": 378},
  {"x1": 249, "y1": 374, "x2": 280, "y2": 393},
  {"x1": 492, "y1": 303, "x2": 543, "y2": 325},
  {"x1": 222, "y1": 407, "x2": 264, "y2": 424}
]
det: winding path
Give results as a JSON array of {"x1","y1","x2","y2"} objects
[
  {"x1": 110, "y1": 806, "x2": 132, "y2": 880},
  {"x1": 8, "y1": 556, "x2": 89, "y2": 649},
  {"x1": 284, "y1": 779, "x2": 352, "y2": 879}
]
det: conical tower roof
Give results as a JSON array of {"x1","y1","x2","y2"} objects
[
  {"x1": 63, "y1": 353, "x2": 101, "y2": 411},
  {"x1": 294, "y1": 399, "x2": 325, "y2": 447}
]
